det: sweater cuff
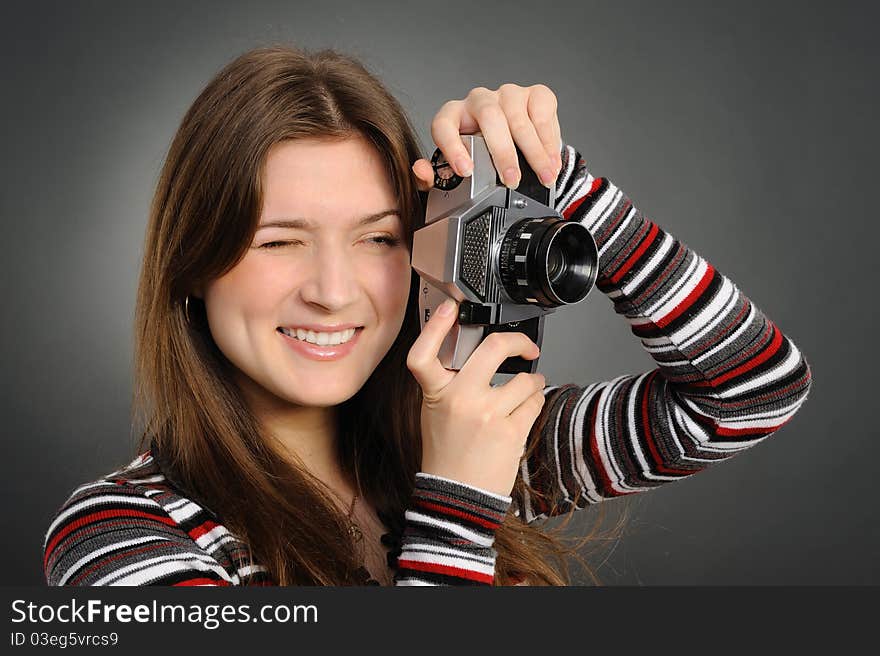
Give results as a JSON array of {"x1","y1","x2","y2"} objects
[{"x1": 393, "y1": 473, "x2": 512, "y2": 586}]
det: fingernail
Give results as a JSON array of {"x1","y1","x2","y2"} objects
[
  {"x1": 540, "y1": 167, "x2": 557, "y2": 187},
  {"x1": 503, "y1": 167, "x2": 520, "y2": 189},
  {"x1": 456, "y1": 156, "x2": 473, "y2": 177},
  {"x1": 437, "y1": 299, "x2": 455, "y2": 316}
]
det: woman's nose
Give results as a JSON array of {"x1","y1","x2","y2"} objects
[{"x1": 297, "y1": 245, "x2": 359, "y2": 311}]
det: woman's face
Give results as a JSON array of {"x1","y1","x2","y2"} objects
[{"x1": 200, "y1": 135, "x2": 412, "y2": 411}]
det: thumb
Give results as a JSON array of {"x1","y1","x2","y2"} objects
[
  {"x1": 412, "y1": 159, "x2": 435, "y2": 192},
  {"x1": 406, "y1": 298, "x2": 459, "y2": 396}
]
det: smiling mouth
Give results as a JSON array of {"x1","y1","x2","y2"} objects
[{"x1": 276, "y1": 326, "x2": 364, "y2": 346}]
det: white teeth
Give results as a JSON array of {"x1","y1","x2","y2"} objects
[{"x1": 280, "y1": 327, "x2": 357, "y2": 346}]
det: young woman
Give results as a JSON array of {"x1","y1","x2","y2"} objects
[{"x1": 42, "y1": 45, "x2": 812, "y2": 586}]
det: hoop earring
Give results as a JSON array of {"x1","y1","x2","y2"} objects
[{"x1": 184, "y1": 295, "x2": 193, "y2": 325}]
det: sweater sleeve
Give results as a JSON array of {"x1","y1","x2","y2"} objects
[
  {"x1": 43, "y1": 480, "x2": 240, "y2": 586},
  {"x1": 512, "y1": 144, "x2": 813, "y2": 523},
  {"x1": 394, "y1": 473, "x2": 511, "y2": 586}
]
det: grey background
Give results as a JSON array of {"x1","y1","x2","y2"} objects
[{"x1": 3, "y1": 0, "x2": 876, "y2": 585}]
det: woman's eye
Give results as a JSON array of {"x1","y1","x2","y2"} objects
[
  {"x1": 259, "y1": 240, "x2": 299, "y2": 249},
  {"x1": 367, "y1": 235, "x2": 401, "y2": 247}
]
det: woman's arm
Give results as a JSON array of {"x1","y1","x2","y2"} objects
[
  {"x1": 512, "y1": 144, "x2": 813, "y2": 523},
  {"x1": 393, "y1": 473, "x2": 511, "y2": 585},
  {"x1": 43, "y1": 479, "x2": 251, "y2": 586}
]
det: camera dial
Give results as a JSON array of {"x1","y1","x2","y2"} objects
[{"x1": 431, "y1": 148, "x2": 464, "y2": 192}]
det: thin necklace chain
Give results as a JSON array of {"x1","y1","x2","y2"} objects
[{"x1": 345, "y1": 491, "x2": 363, "y2": 543}]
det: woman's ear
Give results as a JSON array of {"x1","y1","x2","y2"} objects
[{"x1": 191, "y1": 284, "x2": 204, "y2": 300}]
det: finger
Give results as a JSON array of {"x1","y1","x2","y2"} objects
[
  {"x1": 526, "y1": 84, "x2": 563, "y2": 177},
  {"x1": 457, "y1": 331, "x2": 540, "y2": 390},
  {"x1": 508, "y1": 388, "x2": 547, "y2": 438},
  {"x1": 472, "y1": 98, "x2": 522, "y2": 189},
  {"x1": 493, "y1": 371, "x2": 547, "y2": 416},
  {"x1": 430, "y1": 100, "x2": 474, "y2": 177},
  {"x1": 412, "y1": 159, "x2": 435, "y2": 191},
  {"x1": 405, "y1": 298, "x2": 459, "y2": 396},
  {"x1": 498, "y1": 84, "x2": 556, "y2": 188}
]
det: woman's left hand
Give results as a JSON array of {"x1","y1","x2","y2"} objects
[{"x1": 412, "y1": 83, "x2": 562, "y2": 192}]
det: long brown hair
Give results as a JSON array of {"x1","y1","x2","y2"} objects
[{"x1": 132, "y1": 45, "x2": 625, "y2": 586}]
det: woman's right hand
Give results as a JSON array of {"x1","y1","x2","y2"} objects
[{"x1": 406, "y1": 298, "x2": 547, "y2": 498}]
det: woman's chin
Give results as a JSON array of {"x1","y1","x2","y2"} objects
[{"x1": 278, "y1": 379, "x2": 363, "y2": 408}]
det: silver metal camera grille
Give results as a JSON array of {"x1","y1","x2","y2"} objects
[{"x1": 460, "y1": 207, "x2": 504, "y2": 302}]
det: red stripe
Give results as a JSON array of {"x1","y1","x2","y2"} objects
[
  {"x1": 561, "y1": 176, "x2": 603, "y2": 219},
  {"x1": 173, "y1": 578, "x2": 231, "y2": 586},
  {"x1": 656, "y1": 263, "x2": 716, "y2": 328},
  {"x1": 414, "y1": 500, "x2": 502, "y2": 529},
  {"x1": 44, "y1": 508, "x2": 177, "y2": 569},
  {"x1": 631, "y1": 243, "x2": 686, "y2": 308},
  {"x1": 397, "y1": 559, "x2": 494, "y2": 584},
  {"x1": 715, "y1": 419, "x2": 789, "y2": 437},
  {"x1": 47, "y1": 518, "x2": 167, "y2": 573},
  {"x1": 719, "y1": 369, "x2": 811, "y2": 409},
  {"x1": 415, "y1": 489, "x2": 506, "y2": 521},
  {"x1": 596, "y1": 198, "x2": 633, "y2": 245},
  {"x1": 693, "y1": 322, "x2": 783, "y2": 387},
  {"x1": 69, "y1": 541, "x2": 170, "y2": 585},
  {"x1": 640, "y1": 371, "x2": 692, "y2": 476},
  {"x1": 588, "y1": 393, "x2": 625, "y2": 498},
  {"x1": 687, "y1": 298, "x2": 751, "y2": 355},
  {"x1": 188, "y1": 520, "x2": 221, "y2": 541},
  {"x1": 610, "y1": 222, "x2": 659, "y2": 285}
]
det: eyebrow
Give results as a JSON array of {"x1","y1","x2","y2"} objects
[{"x1": 257, "y1": 209, "x2": 400, "y2": 230}]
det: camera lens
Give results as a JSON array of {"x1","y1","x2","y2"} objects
[
  {"x1": 498, "y1": 217, "x2": 598, "y2": 306},
  {"x1": 547, "y1": 246, "x2": 564, "y2": 282}
]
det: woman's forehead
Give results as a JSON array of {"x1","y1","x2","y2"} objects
[{"x1": 261, "y1": 136, "x2": 397, "y2": 218}]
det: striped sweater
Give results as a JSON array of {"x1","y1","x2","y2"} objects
[{"x1": 42, "y1": 143, "x2": 812, "y2": 586}]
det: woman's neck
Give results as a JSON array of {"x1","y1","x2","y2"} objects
[{"x1": 235, "y1": 371, "x2": 350, "y2": 495}]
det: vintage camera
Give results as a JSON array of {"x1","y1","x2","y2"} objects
[{"x1": 411, "y1": 134, "x2": 599, "y2": 374}]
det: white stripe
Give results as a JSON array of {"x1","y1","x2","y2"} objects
[
  {"x1": 394, "y1": 578, "x2": 442, "y2": 586},
  {"x1": 717, "y1": 404, "x2": 802, "y2": 430},
  {"x1": 625, "y1": 372, "x2": 680, "y2": 482},
  {"x1": 403, "y1": 511, "x2": 495, "y2": 547},
  {"x1": 45, "y1": 494, "x2": 160, "y2": 543},
  {"x1": 555, "y1": 149, "x2": 590, "y2": 210},
  {"x1": 592, "y1": 377, "x2": 641, "y2": 494},
  {"x1": 402, "y1": 542, "x2": 496, "y2": 565},
  {"x1": 162, "y1": 498, "x2": 191, "y2": 512},
  {"x1": 415, "y1": 472, "x2": 511, "y2": 503},
  {"x1": 620, "y1": 231, "x2": 673, "y2": 294},
  {"x1": 648, "y1": 257, "x2": 707, "y2": 320},
  {"x1": 661, "y1": 397, "x2": 717, "y2": 463},
  {"x1": 570, "y1": 384, "x2": 603, "y2": 505},
  {"x1": 397, "y1": 550, "x2": 496, "y2": 577},
  {"x1": 680, "y1": 281, "x2": 741, "y2": 352},
  {"x1": 192, "y1": 525, "x2": 235, "y2": 552},
  {"x1": 58, "y1": 536, "x2": 171, "y2": 585},
  {"x1": 597, "y1": 205, "x2": 638, "y2": 259},
  {"x1": 165, "y1": 500, "x2": 203, "y2": 524},
  {"x1": 644, "y1": 254, "x2": 701, "y2": 318},
  {"x1": 671, "y1": 278, "x2": 735, "y2": 344},
  {"x1": 715, "y1": 401, "x2": 802, "y2": 424},
  {"x1": 237, "y1": 564, "x2": 268, "y2": 577},
  {"x1": 717, "y1": 339, "x2": 802, "y2": 399},
  {"x1": 100, "y1": 553, "x2": 236, "y2": 586},
  {"x1": 676, "y1": 399, "x2": 770, "y2": 450},
  {"x1": 584, "y1": 187, "x2": 622, "y2": 233},
  {"x1": 693, "y1": 303, "x2": 756, "y2": 366},
  {"x1": 124, "y1": 474, "x2": 166, "y2": 485}
]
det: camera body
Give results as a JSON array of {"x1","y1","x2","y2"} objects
[{"x1": 411, "y1": 134, "x2": 599, "y2": 374}]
